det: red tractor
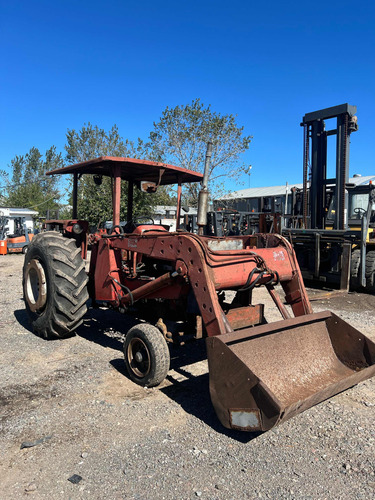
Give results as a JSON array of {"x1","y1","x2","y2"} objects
[{"x1": 22, "y1": 151, "x2": 375, "y2": 432}]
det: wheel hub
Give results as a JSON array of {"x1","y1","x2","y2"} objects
[
  {"x1": 135, "y1": 351, "x2": 143, "y2": 363},
  {"x1": 127, "y1": 338, "x2": 151, "y2": 378},
  {"x1": 24, "y1": 259, "x2": 47, "y2": 313}
]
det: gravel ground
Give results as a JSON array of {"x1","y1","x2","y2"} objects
[{"x1": 0, "y1": 253, "x2": 374, "y2": 500}]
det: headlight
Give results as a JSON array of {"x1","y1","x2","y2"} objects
[{"x1": 72, "y1": 223, "x2": 83, "y2": 234}]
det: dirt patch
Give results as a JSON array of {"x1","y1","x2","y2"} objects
[{"x1": 0, "y1": 253, "x2": 374, "y2": 499}]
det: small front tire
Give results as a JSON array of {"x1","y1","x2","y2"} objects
[{"x1": 124, "y1": 323, "x2": 170, "y2": 387}]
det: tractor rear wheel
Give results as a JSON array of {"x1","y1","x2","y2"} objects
[
  {"x1": 124, "y1": 323, "x2": 170, "y2": 387},
  {"x1": 365, "y1": 250, "x2": 375, "y2": 293},
  {"x1": 23, "y1": 232, "x2": 89, "y2": 339}
]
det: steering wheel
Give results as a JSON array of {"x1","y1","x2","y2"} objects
[
  {"x1": 133, "y1": 216, "x2": 155, "y2": 225},
  {"x1": 110, "y1": 224, "x2": 124, "y2": 234},
  {"x1": 354, "y1": 207, "x2": 366, "y2": 217}
]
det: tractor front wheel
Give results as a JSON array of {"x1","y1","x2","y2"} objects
[
  {"x1": 23, "y1": 232, "x2": 89, "y2": 339},
  {"x1": 124, "y1": 323, "x2": 170, "y2": 387}
]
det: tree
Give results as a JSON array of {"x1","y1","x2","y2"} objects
[
  {"x1": 0, "y1": 169, "x2": 7, "y2": 205},
  {"x1": 148, "y1": 98, "x2": 252, "y2": 205},
  {"x1": 64, "y1": 123, "x2": 174, "y2": 226},
  {"x1": 3, "y1": 147, "x2": 63, "y2": 214}
]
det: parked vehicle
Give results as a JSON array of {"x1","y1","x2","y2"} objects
[
  {"x1": 22, "y1": 149, "x2": 375, "y2": 432},
  {"x1": 0, "y1": 214, "x2": 34, "y2": 254}
]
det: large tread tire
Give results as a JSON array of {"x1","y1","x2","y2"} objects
[
  {"x1": 124, "y1": 323, "x2": 170, "y2": 387},
  {"x1": 365, "y1": 250, "x2": 375, "y2": 293},
  {"x1": 350, "y1": 248, "x2": 361, "y2": 291},
  {"x1": 23, "y1": 232, "x2": 89, "y2": 339}
]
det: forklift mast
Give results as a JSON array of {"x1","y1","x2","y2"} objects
[{"x1": 302, "y1": 104, "x2": 358, "y2": 230}]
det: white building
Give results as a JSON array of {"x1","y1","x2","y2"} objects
[
  {"x1": 0, "y1": 207, "x2": 38, "y2": 236},
  {"x1": 214, "y1": 175, "x2": 375, "y2": 214}
]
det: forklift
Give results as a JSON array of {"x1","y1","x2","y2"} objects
[
  {"x1": 284, "y1": 104, "x2": 375, "y2": 292},
  {"x1": 0, "y1": 215, "x2": 34, "y2": 254}
]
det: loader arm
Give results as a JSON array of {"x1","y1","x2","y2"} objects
[{"x1": 91, "y1": 231, "x2": 312, "y2": 336}]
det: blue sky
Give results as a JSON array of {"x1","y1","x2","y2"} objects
[{"x1": 1, "y1": 0, "x2": 374, "y2": 193}]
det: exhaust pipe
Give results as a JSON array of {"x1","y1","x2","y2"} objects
[{"x1": 197, "y1": 142, "x2": 212, "y2": 235}]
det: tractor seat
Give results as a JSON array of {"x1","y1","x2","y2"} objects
[{"x1": 132, "y1": 224, "x2": 170, "y2": 235}]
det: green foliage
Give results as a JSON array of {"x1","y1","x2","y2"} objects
[
  {"x1": 148, "y1": 98, "x2": 252, "y2": 205},
  {"x1": 65, "y1": 123, "x2": 145, "y2": 163},
  {"x1": 64, "y1": 123, "x2": 175, "y2": 226},
  {"x1": 3, "y1": 147, "x2": 63, "y2": 213},
  {"x1": 58, "y1": 205, "x2": 73, "y2": 220},
  {"x1": 2, "y1": 99, "x2": 250, "y2": 223},
  {"x1": 0, "y1": 170, "x2": 7, "y2": 204}
]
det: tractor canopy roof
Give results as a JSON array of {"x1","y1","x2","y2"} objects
[{"x1": 46, "y1": 156, "x2": 203, "y2": 185}]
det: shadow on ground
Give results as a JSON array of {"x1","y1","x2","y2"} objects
[
  {"x1": 76, "y1": 306, "x2": 136, "y2": 351},
  {"x1": 14, "y1": 308, "x2": 32, "y2": 332},
  {"x1": 110, "y1": 339, "x2": 259, "y2": 444},
  {"x1": 15, "y1": 304, "x2": 259, "y2": 442},
  {"x1": 162, "y1": 371, "x2": 258, "y2": 443}
]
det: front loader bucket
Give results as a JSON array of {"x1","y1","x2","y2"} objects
[{"x1": 206, "y1": 311, "x2": 375, "y2": 432}]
